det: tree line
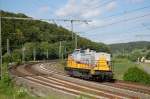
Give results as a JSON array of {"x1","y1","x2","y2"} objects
[{"x1": 1, "y1": 10, "x2": 110, "y2": 62}]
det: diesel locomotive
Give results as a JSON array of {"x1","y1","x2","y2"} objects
[{"x1": 65, "y1": 49, "x2": 113, "y2": 81}]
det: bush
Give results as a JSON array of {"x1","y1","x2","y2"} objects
[
  {"x1": 0, "y1": 68, "x2": 33, "y2": 99},
  {"x1": 11, "y1": 49, "x2": 22, "y2": 63},
  {"x1": 123, "y1": 67, "x2": 150, "y2": 85},
  {"x1": 3, "y1": 53, "x2": 11, "y2": 63},
  {"x1": 2, "y1": 73, "x2": 12, "y2": 86},
  {"x1": 0, "y1": 73, "x2": 13, "y2": 95}
]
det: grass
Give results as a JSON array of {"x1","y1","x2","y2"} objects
[
  {"x1": 113, "y1": 58, "x2": 140, "y2": 80},
  {"x1": 0, "y1": 63, "x2": 36, "y2": 99},
  {"x1": 0, "y1": 74, "x2": 66, "y2": 99}
]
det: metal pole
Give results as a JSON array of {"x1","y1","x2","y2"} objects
[
  {"x1": 0, "y1": 16, "x2": 2, "y2": 80},
  {"x1": 22, "y1": 47, "x2": 25, "y2": 63},
  {"x1": 64, "y1": 47, "x2": 66, "y2": 59},
  {"x1": 71, "y1": 20, "x2": 73, "y2": 39},
  {"x1": 33, "y1": 48, "x2": 36, "y2": 61},
  {"x1": 59, "y1": 41, "x2": 61, "y2": 59},
  {"x1": 62, "y1": 46, "x2": 64, "y2": 61},
  {"x1": 46, "y1": 49, "x2": 48, "y2": 59},
  {"x1": 7, "y1": 39, "x2": 10, "y2": 55},
  {"x1": 75, "y1": 32, "x2": 78, "y2": 49}
]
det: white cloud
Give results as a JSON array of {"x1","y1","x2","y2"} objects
[
  {"x1": 105, "y1": 1, "x2": 117, "y2": 11},
  {"x1": 38, "y1": 6, "x2": 50, "y2": 13},
  {"x1": 55, "y1": 0, "x2": 101, "y2": 18},
  {"x1": 55, "y1": 0, "x2": 78, "y2": 17},
  {"x1": 80, "y1": 9, "x2": 101, "y2": 18}
]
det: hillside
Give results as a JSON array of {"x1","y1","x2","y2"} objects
[
  {"x1": 109, "y1": 41, "x2": 150, "y2": 53},
  {"x1": 1, "y1": 10, "x2": 110, "y2": 61}
]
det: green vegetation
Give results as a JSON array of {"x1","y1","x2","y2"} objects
[
  {"x1": 113, "y1": 58, "x2": 140, "y2": 80},
  {"x1": 0, "y1": 68, "x2": 90, "y2": 99},
  {"x1": 1, "y1": 10, "x2": 110, "y2": 62},
  {"x1": 146, "y1": 51, "x2": 150, "y2": 60},
  {"x1": 110, "y1": 41, "x2": 150, "y2": 62},
  {"x1": 1, "y1": 10, "x2": 108, "y2": 99},
  {"x1": 110, "y1": 41, "x2": 150, "y2": 54},
  {"x1": 0, "y1": 63, "x2": 82, "y2": 99},
  {"x1": 78, "y1": 95, "x2": 91, "y2": 99},
  {"x1": 123, "y1": 67, "x2": 150, "y2": 85},
  {"x1": 0, "y1": 63, "x2": 35, "y2": 99},
  {"x1": 111, "y1": 41, "x2": 150, "y2": 82},
  {"x1": 1, "y1": 10, "x2": 150, "y2": 98}
]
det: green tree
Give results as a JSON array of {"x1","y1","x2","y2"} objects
[
  {"x1": 23, "y1": 42, "x2": 37, "y2": 61},
  {"x1": 1, "y1": 10, "x2": 110, "y2": 61},
  {"x1": 129, "y1": 50, "x2": 144, "y2": 61},
  {"x1": 146, "y1": 51, "x2": 150, "y2": 60}
]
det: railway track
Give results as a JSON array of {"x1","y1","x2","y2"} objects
[
  {"x1": 102, "y1": 81, "x2": 150, "y2": 95},
  {"x1": 32, "y1": 62, "x2": 150, "y2": 95},
  {"x1": 9, "y1": 61, "x2": 150, "y2": 99},
  {"x1": 10, "y1": 64, "x2": 125, "y2": 98},
  {"x1": 50, "y1": 62, "x2": 150, "y2": 94}
]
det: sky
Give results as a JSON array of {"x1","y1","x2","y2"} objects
[{"x1": 0, "y1": 0, "x2": 150, "y2": 44}]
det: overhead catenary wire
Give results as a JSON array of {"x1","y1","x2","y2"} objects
[
  {"x1": 2, "y1": 14, "x2": 149, "y2": 49},
  {"x1": 1, "y1": 17, "x2": 92, "y2": 49},
  {"x1": 93, "y1": 0, "x2": 116, "y2": 9},
  {"x1": 81, "y1": 0, "x2": 116, "y2": 10},
  {"x1": 82, "y1": 27, "x2": 150, "y2": 37},
  {"x1": 2, "y1": 33, "x2": 75, "y2": 37},
  {"x1": 84, "y1": 13, "x2": 150, "y2": 33},
  {"x1": 83, "y1": 5, "x2": 150, "y2": 33},
  {"x1": 3, "y1": 5, "x2": 150, "y2": 36},
  {"x1": 142, "y1": 23, "x2": 150, "y2": 31},
  {"x1": 100, "y1": 5, "x2": 150, "y2": 19},
  {"x1": 82, "y1": 21, "x2": 150, "y2": 37},
  {"x1": 1, "y1": 17, "x2": 91, "y2": 22},
  {"x1": 1, "y1": 4, "x2": 149, "y2": 50}
]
